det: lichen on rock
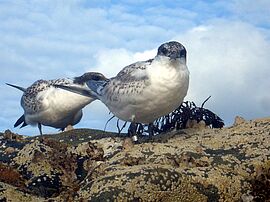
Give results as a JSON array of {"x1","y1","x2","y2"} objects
[{"x1": 0, "y1": 117, "x2": 269, "y2": 201}]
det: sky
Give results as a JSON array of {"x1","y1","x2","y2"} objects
[{"x1": 1, "y1": 0, "x2": 270, "y2": 136}]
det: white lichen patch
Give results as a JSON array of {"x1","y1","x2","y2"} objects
[
  {"x1": 90, "y1": 137, "x2": 124, "y2": 159},
  {"x1": 13, "y1": 140, "x2": 55, "y2": 177}
]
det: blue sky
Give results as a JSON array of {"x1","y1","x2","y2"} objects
[{"x1": 1, "y1": 0, "x2": 270, "y2": 135}]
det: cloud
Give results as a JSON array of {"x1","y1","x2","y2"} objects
[
  {"x1": 91, "y1": 48, "x2": 156, "y2": 77},
  {"x1": 229, "y1": 0, "x2": 270, "y2": 26},
  {"x1": 177, "y1": 20, "x2": 270, "y2": 124}
]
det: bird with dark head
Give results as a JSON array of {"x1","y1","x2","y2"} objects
[
  {"x1": 7, "y1": 72, "x2": 108, "y2": 135},
  {"x1": 56, "y1": 41, "x2": 189, "y2": 139}
]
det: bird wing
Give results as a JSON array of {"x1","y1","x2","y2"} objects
[
  {"x1": 85, "y1": 59, "x2": 153, "y2": 99},
  {"x1": 50, "y1": 78, "x2": 74, "y2": 86},
  {"x1": 21, "y1": 80, "x2": 51, "y2": 114},
  {"x1": 114, "y1": 59, "x2": 153, "y2": 82},
  {"x1": 92, "y1": 59, "x2": 153, "y2": 106},
  {"x1": 21, "y1": 79, "x2": 73, "y2": 114}
]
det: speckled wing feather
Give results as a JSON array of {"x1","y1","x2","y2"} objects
[
  {"x1": 21, "y1": 80, "x2": 48, "y2": 114},
  {"x1": 97, "y1": 59, "x2": 153, "y2": 102},
  {"x1": 114, "y1": 59, "x2": 153, "y2": 82},
  {"x1": 49, "y1": 78, "x2": 73, "y2": 86},
  {"x1": 21, "y1": 79, "x2": 72, "y2": 114}
]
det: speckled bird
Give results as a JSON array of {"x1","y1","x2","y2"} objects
[
  {"x1": 56, "y1": 41, "x2": 189, "y2": 137},
  {"x1": 6, "y1": 72, "x2": 107, "y2": 135}
]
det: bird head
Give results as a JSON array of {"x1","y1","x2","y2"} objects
[
  {"x1": 74, "y1": 72, "x2": 108, "y2": 84},
  {"x1": 157, "y1": 41, "x2": 186, "y2": 61}
]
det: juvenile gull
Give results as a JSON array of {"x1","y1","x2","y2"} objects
[
  {"x1": 57, "y1": 41, "x2": 189, "y2": 136},
  {"x1": 6, "y1": 72, "x2": 107, "y2": 135}
]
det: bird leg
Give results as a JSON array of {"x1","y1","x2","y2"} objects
[
  {"x1": 128, "y1": 122, "x2": 138, "y2": 142},
  {"x1": 148, "y1": 123, "x2": 154, "y2": 137},
  {"x1": 64, "y1": 125, "x2": 74, "y2": 131},
  {"x1": 128, "y1": 122, "x2": 137, "y2": 136},
  {"x1": 38, "y1": 123, "x2": 43, "y2": 135},
  {"x1": 117, "y1": 119, "x2": 127, "y2": 134}
]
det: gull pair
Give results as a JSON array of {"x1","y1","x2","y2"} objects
[{"x1": 8, "y1": 41, "x2": 189, "y2": 136}]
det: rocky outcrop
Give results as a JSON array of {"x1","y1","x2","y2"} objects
[{"x1": 0, "y1": 117, "x2": 270, "y2": 201}]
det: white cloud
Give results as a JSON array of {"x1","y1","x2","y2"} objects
[
  {"x1": 91, "y1": 48, "x2": 156, "y2": 77},
  {"x1": 176, "y1": 20, "x2": 270, "y2": 124},
  {"x1": 229, "y1": 0, "x2": 270, "y2": 25}
]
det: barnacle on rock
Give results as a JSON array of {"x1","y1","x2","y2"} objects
[
  {"x1": 249, "y1": 160, "x2": 270, "y2": 201},
  {"x1": 0, "y1": 163, "x2": 25, "y2": 188},
  {"x1": 1, "y1": 115, "x2": 269, "y2": 201}
]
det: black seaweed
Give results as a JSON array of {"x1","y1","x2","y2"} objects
[{"x1": 126, "y1": 96, "x2": 224, "y2": 136}]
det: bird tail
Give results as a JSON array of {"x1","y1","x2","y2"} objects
[
  {"x1": 6, "y1": 83, "x2": 26, "y2": 92},
  {"x1": 14, "y1": 114, "x2": 28, "y2": 128}
]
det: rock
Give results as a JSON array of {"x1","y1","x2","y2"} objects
[
  {"x1": 122, "y1": 138, "x2": 134, "y2": 150},
  {"x1": 233, "y1": 116, "x2": 246, "y2": 126},
  {"x1": 77, "y1": 165, "x2": 208, "y2": 201},
  {"x1": 0, "y1": 181, "x2": 45, "y2": 202},
  {"x1": 3, "y1": 129, "x2": 25, "y2": 142},
  {"x1": 4, "y1": 147, "x2": 15, "y2": 154},
  {"x1": 0, "y1": 117, "x2": 270, "y2": 201},
  {"x1": 0, "y1": 163, "x2": 25, "y2": 188},
  {"x1": 186, "y1": 119, "x2": 207, "y2": 129}
]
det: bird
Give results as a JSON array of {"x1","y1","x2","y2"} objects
[
  {"x1": 6, "y1": 72, "x2": 108, "y2": 135},
  {"x1": 56, "y1": 41, "x2": 189, "y2": 137}
]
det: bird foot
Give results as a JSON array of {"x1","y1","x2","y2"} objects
[{"x1": 64, "y1": 125, "x2": 74, "y2": 131}]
